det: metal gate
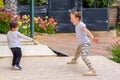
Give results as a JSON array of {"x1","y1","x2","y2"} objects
[
  {"x1": 18, "y1": 0, "x2": 110, "y2": 32},
  {"x1": 48, "y1": 0, "x2": 75, "y2": 33},
  {"x1": 18, "y1": 5, "x2": 47, "y2": 18},
  {"x1": 83, "y1": 8, "x2": 109, "y2": 31},
  {"x1": 48, "y1": 0, "x2": 110, "y2": 32}
]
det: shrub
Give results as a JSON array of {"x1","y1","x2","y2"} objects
[
  {"x1": 17, "y1": 15, "x2": 30, "y2": 36},
  {"x1": 19, "y1": 0, "x2": 47, "y2": 6},
  {"x1": 110, "y1": 46, "x2": 120, "y2": 63},
  {"x1": 0, "y1": 11, "x2": 12, "y2": 34},
  {"x1": 18, "y1": 22, "x2": 30, "y2": 36},
  {"x1": 0, "y1": 0, "x2": 4, "y2": 9},
  {"x1": 34, "y1": 17, "x2": 58, "y2": 34},
  {"x1": 116, "y1": 25, "x2": 120, "y2": 37},
  {"x1": 83, "y1": 0, "x2": 114, "y2": 8},
  {"x1": 15, "y1": 15, "x2": 58, "y2": 36},
  {"x1": 107, "y1": 40, "x2": 120, "y2": 63}
]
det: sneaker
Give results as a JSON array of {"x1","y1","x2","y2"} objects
[
  {"x1": 67, "y1": 59, "x2": 77, "y2": 64},
  {"x1": 13, "y1": 65, "x2": 22, "y2": 70},
  {"x1": 83, "y1": 70, "x2": 97, "y2": 76}
]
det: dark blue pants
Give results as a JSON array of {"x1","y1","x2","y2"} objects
[{"x1": 10, "y1": 47, "x2": 22, "y2": 66}]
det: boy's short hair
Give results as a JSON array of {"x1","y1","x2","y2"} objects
[{"x1": 10, "y1": 22, "x2": 18, "y2": 30}]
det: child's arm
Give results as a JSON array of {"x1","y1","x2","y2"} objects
[
  {"x1": 82, "y1": 27, "x2": 99, "y2": 43},
  {"x1": 17, "y1": 32, "x2": 34, "y2": 41}
]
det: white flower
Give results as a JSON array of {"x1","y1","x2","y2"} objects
[{"x1": 23, "y1": 26, "x2": 28, "y2": 29}]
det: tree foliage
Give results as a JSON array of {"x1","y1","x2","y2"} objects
[
  {"x1": 19, "y1": 0, "x2": 47, "y2": 6},
  {"x1": 0, "y1": 0, "x2": 4, "y2": 9},
  {"x1": 82, "y1": 0, "x2": 114, "y2": 8},
  {"x1": 19, "y1": 0, "x2": 114, "y2": 8}
]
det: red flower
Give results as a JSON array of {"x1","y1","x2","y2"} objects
[{"x1": 49, "y1": 18, "x2": 54, "y2": 22}]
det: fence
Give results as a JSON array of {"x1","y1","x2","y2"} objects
[
  {"x1": 83, "y1": 8, "x2": 109, "y2": 31},
  {"x1": 18, "y1": 0, "x2": 118, "y2": 32},
  {"x1": 19, "y1": 5, "x2": 47, "y2": 18}
]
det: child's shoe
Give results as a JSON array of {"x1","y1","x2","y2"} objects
[
  {"x1": 83, "y1": 70, "x2": 97, "y2": 76},
  {"x1": 13, "y1": 65, "x2": 22, "y2": 70},
  {"x1": 67, "y1": 59, "x2": 77, "y2": 64}
]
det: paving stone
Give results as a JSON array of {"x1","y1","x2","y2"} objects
[
  {"x1": 0, "y1": 34, "x2": 56, "y2": 57},
  {"x1": 0, "y1": 56, "x2": 120, "y2": 80}
]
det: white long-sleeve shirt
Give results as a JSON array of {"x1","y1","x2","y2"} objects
[{"x1": 7, "y1": 31, "x2": 33, "y2": 48}]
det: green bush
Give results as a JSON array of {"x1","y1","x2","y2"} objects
[
  {"x1": 0, "y1": 11, "x2": 12, "y2": 34},
  {"x1": 34, "y1": 17, "x2": 58, "y2": 34},
  {"x1": 0, "y1": 0, "x2": 4, "y2": 9},
  {"x1": 83, "y1": 0, "x2": 114, "y2": 8},
  {"x1": 116, "y1": 25, "x2": 120, "y2": 37},
  {"x1": 19, "y1": 24, "x2": 30, "y2": 36},
  {"x1": 19, "y1": 0, "x2": 47, "y2": 6},
  {"x1": 110, "y1": 46, "x2": 120, "y2": 63},
  {"x1": 0, "y1": 22, "x2": 9, "y2": 33},
  {"x1": 17, "y1": 15, "x2": 58, "y2": 36}
]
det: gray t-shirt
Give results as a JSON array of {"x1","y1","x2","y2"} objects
[
  {"x1": 7, "y1": 31, "x2": 33, "y2": 48},
  {"x1": 75, "y1": 21, "x2": 91, "y2": 45}
]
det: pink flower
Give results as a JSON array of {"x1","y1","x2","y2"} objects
[
  {"x1": 39, "y1": 21, "x2": 46, "y2": 30},
  {"x1": 38, "y1": 18, "x2": 43, "y2": 23}
]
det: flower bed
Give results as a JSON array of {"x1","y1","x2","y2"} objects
[
  {"x1": 0, "y1": 10, "x2": 58, "y2": 35},
  {"x1": 14, "y1": 15, "x2": 58, "y2": 36},
  {"x1": 0, "y1": 11, "x2": 13, "y2": 34}
]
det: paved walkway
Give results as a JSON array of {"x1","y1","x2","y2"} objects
[
  {"x1": 0, "y1": 33, "x2": 120, "y2": 80},
  {"x1": 0, "y1": 34, "x2": 56, "y2": 57},
  {"x1": 0, "y1": 56, "x2": 120, "y2": 80},
  {"x1": 36, "y1": 33, "x2": 120, "y2": 57}
]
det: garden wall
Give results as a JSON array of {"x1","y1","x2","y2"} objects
[{"x1": 109, "y1": 7, "x2": 118, "y2": 27}]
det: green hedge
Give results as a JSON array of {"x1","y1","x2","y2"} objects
[
  {"x1": 110, "y1": 46, "x2": 120, "y2": 63},
  {"x1": 0, "y1": 11, "x2": 12, "y2": 34},
  {"x1": 19, "y1": 0, "x2": 114, "y2": 8},
  {"x1": 82, "y1": 0, "x2": 114, "y2": 8},
  {"x1": 19, "y1": 0, "x2": 47, "y2": 6},
  {"x1": 0, "y1": 0, "x2": 4, "y2": 9}
]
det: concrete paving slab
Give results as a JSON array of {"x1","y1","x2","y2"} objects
[
  {"x1": 0, "y1": 34, "x2": 56, "y2": 57},
  {"x1": 0, "y1": 56, "x2": 120, "y2": 80},
  {"x1": 0, "y1": 45, "x2": 56, "y2": 57}
]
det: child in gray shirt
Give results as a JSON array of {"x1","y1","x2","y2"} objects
[{"x1": 7, "y1": 22, "x2": 34, "y2": 70}]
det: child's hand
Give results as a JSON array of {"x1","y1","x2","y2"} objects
[
  {"x1": 93, "y1": 37, "x2": 99, "y2": 43},
  {"x1": 32, "y1": 39, "x2": 35, "y2": 42}
]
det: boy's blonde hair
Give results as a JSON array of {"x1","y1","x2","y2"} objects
[{"x1": 71, "y1": 11, "x2": 81, "y2": 20}]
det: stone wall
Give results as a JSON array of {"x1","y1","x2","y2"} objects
[{"x1": 109, "y1": 7, "x2": 118, "y2": 27}]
